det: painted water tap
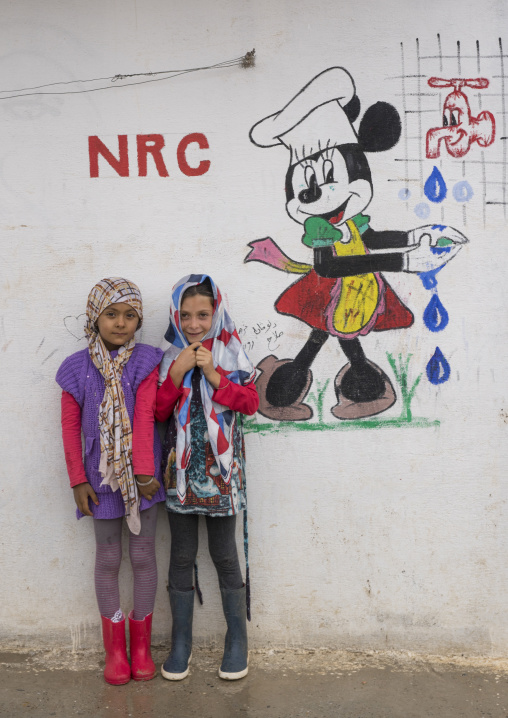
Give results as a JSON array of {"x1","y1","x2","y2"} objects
[{"x1": 426, "y1": 77, "x2": 495, "y2": 159}]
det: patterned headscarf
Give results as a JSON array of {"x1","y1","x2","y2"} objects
[
  {"x1": 159, "y1": 274, "x2": 255, "y2": 505},
  {"x1": 85, "y1": 277, "x2": 143, "y2": 534}
]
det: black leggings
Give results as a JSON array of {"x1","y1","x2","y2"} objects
[{"x1": 167, "y1": 512, "x2": 243, "y2": 592}]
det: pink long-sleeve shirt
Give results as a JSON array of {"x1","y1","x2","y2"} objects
[{"x1": 155, "y1": 371, "x2": 259, "y2": 422}]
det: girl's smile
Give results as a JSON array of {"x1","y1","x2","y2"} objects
[
  {"x1": 96, "y1": 302, "x2": 140, "y2": 351},
  {"x1": 180, "y1": 295, "x2": 213, "y2": 343}
]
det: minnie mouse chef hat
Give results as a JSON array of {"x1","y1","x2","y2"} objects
[{"x1": 249, "y1": 67, "x2": 358, "y2": 163}]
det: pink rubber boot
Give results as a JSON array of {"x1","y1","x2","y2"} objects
[
  {"x1": 101, "y1": 614, "x2": 131, "y2": 685},
  {"x1": 129, "y1": 611, "x2": 156, "y2": 681}
]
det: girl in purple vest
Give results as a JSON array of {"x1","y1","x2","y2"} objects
[
  {"x1": 155, "y1": 274, "x2": 259, "y2": 681},
  {"x1": 56, "y1": 277, "x2": 165, "y2": 685}
]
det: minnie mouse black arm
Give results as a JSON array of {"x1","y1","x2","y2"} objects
[
  {"x1": 361, "y1": 228, "x2": 409, "y2": 249},
  {"x1": 314, "y1": 244, "x2": 404, "y2": 278}
]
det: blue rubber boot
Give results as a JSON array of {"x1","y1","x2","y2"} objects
[
  {"x1": 218, "y1": 586, "x2": 248, "y2": 680},
  {"x1": 161, "y1": 589, "x2": 194, "y2": 680}
]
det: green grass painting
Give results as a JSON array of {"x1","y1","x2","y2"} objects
[{"x1": 243, "y1": 352, "x2": 439, "y2": 435}]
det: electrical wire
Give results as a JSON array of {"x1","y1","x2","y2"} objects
[{"x1": 0, "y1": 53, "x2": 252, "y2": 101}]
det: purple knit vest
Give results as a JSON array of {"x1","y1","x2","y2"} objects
[{"x1": 56, "y1": 343, "x2": 163, "y2": 493}]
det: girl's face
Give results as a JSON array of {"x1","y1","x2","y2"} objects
[
  {"x1": 180, "y1": 294, "x2": 214, "y2": 343},
  {"x1": 96, "y1": 302, "x2": 140, "y2": 351}
]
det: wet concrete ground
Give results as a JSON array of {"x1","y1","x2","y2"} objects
[{"x1": 1, "y1": 647, "x2": 507, "y2": 718}]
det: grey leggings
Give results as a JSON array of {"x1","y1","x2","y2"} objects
[{"x1": 167, "y1": 512, "x2": 243, "y2": 592}]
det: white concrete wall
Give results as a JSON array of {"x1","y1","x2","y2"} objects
[{"x1": 1, "y1": 0, "x2": 507, "y2": 656}]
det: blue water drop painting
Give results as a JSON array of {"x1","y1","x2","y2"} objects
[
  {"x1": 423, "y1": 294, "x2": 449, "y2": 332},
  {"x1": 453, "y1": 181, "x2": 474, "y2": 203},
  {"x1": 419, "y1": 265, "x2": 444, "y2": 290},
  {"x1": 426, "y1": 347, "x2": 451, "y2": 384},
  {"x1": 424, "y1": 166, "x2": 447, "y2": 203},
  {"x1": 414, "y1": 202, "x2": 430, "y2": 219}
]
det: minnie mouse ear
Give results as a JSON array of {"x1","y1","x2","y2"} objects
[
  {"x1": 357, "y1": 102, "x2": 401, "y2": 152},
  {"x1": 343, "y1": 95, "x2": 361, "y2": 123}
]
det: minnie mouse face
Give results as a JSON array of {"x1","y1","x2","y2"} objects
[{"x1": 285, "y1": 144, "x2": 373, "y2": 227}]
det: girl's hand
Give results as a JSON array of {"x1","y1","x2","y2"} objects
[
  {"x1": 169, "y1": 342, "x2": 201, "y2": 388},
  {"x1": 135, "y1": 475, "x2": 161, "y2": 501},
  {"x1": 73, "y1": 482, "x2": 99, "y2": 517},
  {"x1": 196, "y1": 345, "x2": 221, "y2": 389}
]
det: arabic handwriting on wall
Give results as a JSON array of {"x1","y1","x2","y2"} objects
[{"x1": 238, "y1": 319, "x2": 284, "y2": 353}]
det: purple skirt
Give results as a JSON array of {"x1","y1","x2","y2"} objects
[{"x1": 76, "y1": 481, "x2": 166, "y2": 521}]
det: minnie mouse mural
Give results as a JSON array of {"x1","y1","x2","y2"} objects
[{"x1": 246, "y1": 67, "x2": 467, "y2": 421}]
